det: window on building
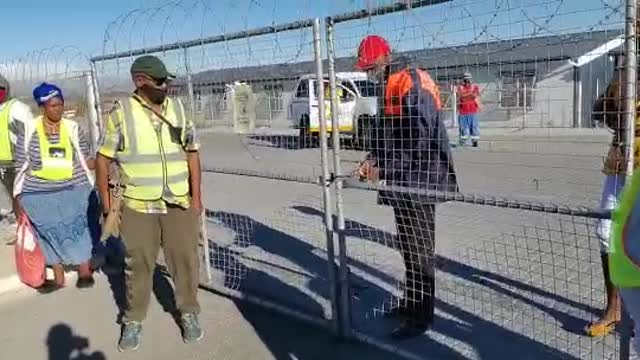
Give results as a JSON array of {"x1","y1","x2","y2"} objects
[
  {"x1": 264, "y1": 83, "x2": 284, "y2": 111},
  {"x1": 499, "y1": 72, "x2": 536, "y2": 108},
  {"x1": 295, "y1": 80, "x2": 309, "y2": 98}
]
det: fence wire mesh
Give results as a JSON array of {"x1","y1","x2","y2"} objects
[
  {"x1": 326, "y1": 0, "x2": 632, "y2": 359},
  {"x1": 81, "y1": 0, "x2": 638, "y2": 359},
  {"x1": 0, "y1": 46, "x2": 94, "y2": 133}
]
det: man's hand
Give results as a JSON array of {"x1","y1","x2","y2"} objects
[{"x1": 358, "y1": 159, "x2": 380, "y2": 182}]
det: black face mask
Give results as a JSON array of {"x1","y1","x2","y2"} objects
[{"x1": 139, "y1": 84, "x2": 167, "y2": 105}]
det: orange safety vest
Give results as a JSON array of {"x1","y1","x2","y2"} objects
[{"x1": 384, "y1": 68, "x2": 441, "y2": 116}]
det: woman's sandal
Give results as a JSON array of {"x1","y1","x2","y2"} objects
[
  {"x1": 37, "y1": 280, "x2": 64, "y2": 294},
  {"x1": 584, "y1": 320, "x2": 618, "y2": 337},
  {"x1": 76, "y1": 276, "x2": 95, "y2": 289}
]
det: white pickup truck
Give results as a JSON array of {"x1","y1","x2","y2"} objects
[{"x1": 288, "y1": 72, "x2": 378, "y2": 148}]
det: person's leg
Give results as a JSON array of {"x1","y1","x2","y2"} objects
[
  {"x1": 470, "y1": 113, "x2": 480, "y2": 147},
  {"x1": 160, "y1": 205, "x2": 202, "y2": 343},
  {"x1": 118, "y1": 206, "x2": 161, "y2": 352},
  {"x1": 458, "y1": 115, "x2": 470, "y2": 146},
  {"x1": 587, "y1": 175, "x2": 625, "y2": 336},
  {"x1": 620, "y1": 288, "x2": 640, "y2": 354},
  {"x1": 391, "y1": 202, "x2": 436, "y2": 339}
]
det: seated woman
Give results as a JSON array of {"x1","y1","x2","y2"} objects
[{"x1": 13, "y1": 83, "x2": 96, "y2": 293}]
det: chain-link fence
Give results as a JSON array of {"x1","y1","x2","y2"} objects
[{"x1": 81, "y1": 0, "x2": 640, "y2": 359}]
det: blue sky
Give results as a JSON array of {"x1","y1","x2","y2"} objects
[{"x1": 0, "y1": 0, "x2": 625, "y2": 83}]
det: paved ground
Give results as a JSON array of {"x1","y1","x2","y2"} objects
[
  {"x1": 0, "y1": 129, "x2": 627, "y2": 360},
  {"x1": 194, "y1": 130, "x2": 624, "y2": 360},
  {"x1": 0, "y1": 273, "x2": 401, "y2": 360}
]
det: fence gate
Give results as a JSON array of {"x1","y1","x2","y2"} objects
[{"x1": 324, "y1": 1, "x2": 634, "y2": 359}]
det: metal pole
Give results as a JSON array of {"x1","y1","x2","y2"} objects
[
  {"x1": 90, "y1": 61, "x2": 103, "y2": 139},
  {"x1": 313, "y1": 18, "x2": 340, "y2": 336},
  {"x1": 624, "y1": 0, "x2": 637, "y2": 178},
  {"x1": 523, "y1": 82, "x2": 528, "y2": 129},
  {"x1": 326, "y1": 17, "x2": 352, "y2": 340},
  {"x1": 184, "y1": 47, "x2": 196, "y2": 119},
  {"x1": 84, "y1": 71, "x2": 100, "y2": 153},
  {"x1": 452, "y1": 84, "x2": 458, "y2": 134},
  {"x1": 573, "y1": 67, "x2": 583, "y2": 128}
]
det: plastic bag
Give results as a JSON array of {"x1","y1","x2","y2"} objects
[{"x1": 14, "y1": 213, "x2": 45, "y2": 288}]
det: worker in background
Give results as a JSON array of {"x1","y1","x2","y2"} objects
[
  {"x1": 0, "y1": 74, "x2": 34, "y2": 243},
  {"x1": 95, "y1": 55, "x2": 203, "y2": 352},
  {"x1": 355, "y1": 35, "x2": 458, "y2": 340},
  {"x1": 456, "y1": 72, "x2": 481, "y2": 147}
]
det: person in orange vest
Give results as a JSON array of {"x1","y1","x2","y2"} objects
[
  {"x1": 356, "y1": 35, "x2": 458, "y2": 339},
  {"x1": 456, "y1": 72, "x2": 482, "y2": 147}
]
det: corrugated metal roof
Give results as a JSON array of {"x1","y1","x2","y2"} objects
[{"x1": 189, "y1": 30, "x2": 621, "y2": 86}]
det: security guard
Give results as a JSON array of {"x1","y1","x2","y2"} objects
[
  {"x1": 356, "y1": 35, "x2": 458, "y2": 339},
  {"x1": 0, "y1": 74, "x2": 34, "y2": 235},
  {"x1": 96, "y1": 55, "x2": 203, "y2": 352}
]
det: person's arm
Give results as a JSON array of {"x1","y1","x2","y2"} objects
[
  {"x1": 95, "y1": 106, "x2": 122, "y2": 215},
  {"x1": 182, "y1": 101, "x2": 202, "y2": 211},
  {"x1": 95, "y1": 154, "x2": 111, "y2": 215},
  {"x1": 187, "y1": 152, "x2": 202, "y2": 211},
  {"x1": 77, "y1": 127, "x2": 95, "y2": 170}
]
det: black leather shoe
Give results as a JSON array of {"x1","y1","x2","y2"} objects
[{"x1": 390, "y1": 320, "x2": 431, "y2": 340}]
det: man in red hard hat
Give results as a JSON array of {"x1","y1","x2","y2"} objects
[{"x1": 355, "y1": 35, "x2": 458, "y2": 339}]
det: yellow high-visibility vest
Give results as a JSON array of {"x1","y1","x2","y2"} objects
[
  {"x1": 116, "y1": 96, "x2": 190, "y2": 201},
  {"x1": 31, "y1": 117, "x2": 74, "y2": 181},
  {"x1": 0, "y1": 100, "x2": 16, "y2": 162}
]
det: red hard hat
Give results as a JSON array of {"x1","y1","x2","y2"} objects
[{"x1": 355, "y1": 35, "x2": 391, "y2": 70}]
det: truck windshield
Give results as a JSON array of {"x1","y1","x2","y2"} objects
[{"x1": 354, "y1": 80, "x2": 380, "y2": 97}]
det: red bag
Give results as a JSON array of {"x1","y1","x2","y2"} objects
[{"x1": 14, "y1": 213, "x2": 45, "y2": 288}]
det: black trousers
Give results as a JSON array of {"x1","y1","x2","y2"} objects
[{"x1": 393, "y1": 202, "x2": 436, "y2": 327}]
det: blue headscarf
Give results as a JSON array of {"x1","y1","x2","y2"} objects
[{"x1": 33, "y1": 82, "x2": 64, "y2": 106}]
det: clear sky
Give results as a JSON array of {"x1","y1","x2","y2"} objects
[{"x1": 0, "y1": 0, "x2": 625, "y2": 85}]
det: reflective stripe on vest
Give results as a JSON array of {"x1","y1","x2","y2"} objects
[
  {"x1": 31, "y1": 118, "x2": 74, "y2": 181},
  {"x1": 384, "y1": 68, "x2": 441, "y2": 116},
  {"x1": 117, "y1": 96, "x2": 190, "y2": 201},
  {"x1": 0, "y1": 100, "x2": 16, "y2": 161}
]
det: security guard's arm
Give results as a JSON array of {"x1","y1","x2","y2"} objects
[
  {"x1": 96, "y1": 154, "x2": 112, "y2": 215},
  {"x1": 187, "y1": 152, "x2": 202, "y2": 212},
  {"x1": 96, "y1": 107, "x2": 121, "y2": 215},
  {"x1": 183, "y1": 114, "x2": 202, "y2": 212}
]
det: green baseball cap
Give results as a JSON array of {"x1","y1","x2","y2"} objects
[{"x1": 130, "y1": 55, "x2": 175, "y2": 79}]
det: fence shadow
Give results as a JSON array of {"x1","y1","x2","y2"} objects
[
  {"x1": 46, "y1": 323, "x2": 106, "y2": 360},
  {"x1": 206, "y1": 209, "x2": 580, "y2": 359},
  {"x1": 293, "y1": 205, "x2": 599, "y2": 324}
]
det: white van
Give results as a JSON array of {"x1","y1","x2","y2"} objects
[{"x1": 288, "y1": 72, "x2": 378, "y2": 147}]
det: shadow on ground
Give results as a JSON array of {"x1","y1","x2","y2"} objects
[
  {"x1": 205, "y1": 208, "x2": 582, "y2": 359},
  {"x1": 46, "y1": 324, "x2": 106, "y2": 360}
]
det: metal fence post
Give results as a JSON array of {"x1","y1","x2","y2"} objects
[
  {"x1": 624, "y1": 0, "x2": 637, "y2": 178},
  {"x1": 89, "y1": 61, "x2": 103, "y2": 146},
  {"x1": 620, "y1": 0, "x2": 637, "y2": 358},
  {"x1": 84, "y1": 70, "x2": 100, "y2": 153},
  {"x1": 452, "y1": 84, "x2": 458, "y2": 133},
  {"x1": 313, "y1": 17, "x2": 341, "y2": 336},
  {"x1": 183, "y1": 46, "x2": 196, "y2": 120},
  {"x1": 326, "y1": 16, "x2": 352, "y2": 340}
]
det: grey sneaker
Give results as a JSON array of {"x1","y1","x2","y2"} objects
[
  {"x1": 181, "y1": 313, "x2": 204, "y2": 343},
  {"x1": 118, "y1": 321, "x2": 142, "y2": 352}
]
